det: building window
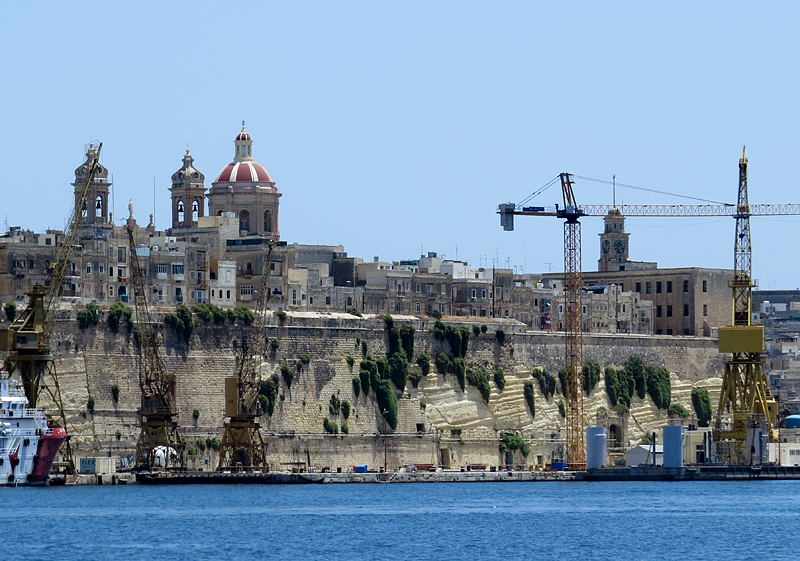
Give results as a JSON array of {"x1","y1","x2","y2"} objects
[
  {"x1": 703, "y1": 304, "x2": 708, "y2": 316},
  {"x1": 657, "y1": 306, "x2": 662, "y2": 317},
  {"x1": 240, "y1": 285, "x2": 253, "y2": 296},
  {"x1": 264, "y1": 210, "x2": 272, "y2": 233},
  {"x1": 172, "y1": 264, "x2": 184, "y2": 275},
  {"x1": 683, "y1": 328, "x2": 690, "y2": 335},
  {"x1": 702, "y1": 280, "x2": 708, "y2": 292},
  {"x1": 99, "y1": 263, "x2": 104, "y2": 274},
  {"x1": 440, "y1": 304, "x2": 446, "y2": 313},
  {"x1": 667, "y1": 281, "x2": 672, "y2": 293},
  {"x1": 415, "y1": 283, "x2": 421, "y2": 293},
  {"x1": 684, "y1": 280, "x2": 689, "y2": 292},
  {"x1": 471, "y1": 289, "x2": 477, "y2": 299},
  {"x1": 416, "y1": 303, "x2": 421, "y2": 312},
  {"x1": 684, "y1": 304, "x2": 689, "y2": 317},
  {"x1": 646, "y1": 282, "x2": 651, "y2": 294},
  {"x1": 226, "y1": 290, "x2": 231, "y2": 300},
  {"x1": 656, "y1": 282, "x2": 662, "y2": 294},
  {"x1": 239, "y1": 209, "x2": 251, "y2": 232},
  {"x1": 667, "y1": 329, "x2": 673, "y2": 335},
  {"x1": 368, "y1": 299, "x2": 373, "y2": 310},
  {"x1": 481, "y1": 289, "x2": 486, "y2": 298},
  {"x1": 117, "y1": 247, "x2": 126, "y2": 263},
  {"x1": 157, "y1": 263, "x2": 168, "y2": 275},
  {"x1": 636, "y1": 282, "x2": 642, "y2": 293},
  {"x1": 86, "y1": 263, "x2": 92, "y2": 275},
  {"x1": 667, "y1": 305, "x2": 673, "y2": 317}
]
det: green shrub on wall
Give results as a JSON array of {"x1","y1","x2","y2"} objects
[
  {"x1": 523, "y1": 380, "x2": 535, "y2": 417},
  {"x1": 107, "y1": 302, "x2": 133, "y2": 333},
  {"x1": 377, "y1": 380, "x2": 398, "y2": 430},
  {"x1": 466, "y1": 369, "x2": 491, "y2": 404},
  {"x1": 416, "y1": 353, "x2": 430, "y2": 376},
  {"x1": 691, "y1": 387, "x2": 712, "y2": 427},
  {"x1": 582, "y1": 361, "x2": 601, "y2": 395},
  {"x1": 352, "y1": 376, "x2": 361, "y2": 398},
  {"x1": 493, "y1": 368, "x2": 506, "y2": 392}
]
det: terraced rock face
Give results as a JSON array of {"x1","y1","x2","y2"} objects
[{"x1": 35, "y1": 311, "x2": 723, "y2": 467}]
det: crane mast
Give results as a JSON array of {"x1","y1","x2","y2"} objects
[
  {"x1": 128, "y1": 226, "x2": 186, "y2": 471},
  {"x1": 218, "y1": 240, "x2": 275, "y2": 470},
  {"x1": 714, "y1": 148, "x2": 777, "y2": 464},
  {"x1": 0, "y1": 143, "x2": 104, "y2": 472}
]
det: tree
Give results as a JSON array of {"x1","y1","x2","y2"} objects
[
  {"x1": 523, "y1": 380, "x2": 536, "y2": 416},
  {"x1": 691, "y1": 387, "x2": 712, "y2": 427},
  {"x1": 400, "y1": 324, "x2": 415, "y2": 359},
  {"x1": 77, "y1": 303, "x2": 100, "y2": 329},
  {"x1": 3, "y1": 302, "x2": 16, "y2": 322},
  {"x1": 582, "y1": 361, "x2": 601, "y2": 395},
  {"x1": 377, "y1": 380, "x2": 398, "y2": 429},
  {"x1": 108, "y1": 302, "x2": 133, "y2": 333},
  {"x1": 388, "y1": 349, "x2": 409, "y2": 390}
]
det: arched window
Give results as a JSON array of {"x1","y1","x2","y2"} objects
[
  {"x1": 192, "y1": 200, "x2": 199, "y2": 222},
  {"x1": 177, "y1": 200, "x2": 185, "y2": 224},
  {"x1": 95, "y1": 195, "x2": 103, "y2": 218},
  {"x1": 264, "y1": 210, "x2": 272, "y2": 233},
  {"x1": 217, "y1": 210, "x2": 223, "y2": 216},
  {"x1": 239, "y1": 209, "x2": 250, "y2": 232}
]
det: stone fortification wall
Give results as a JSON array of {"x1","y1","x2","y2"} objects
[{"x1": 15, "y1": 312, "x2": 723, "y2": 470}]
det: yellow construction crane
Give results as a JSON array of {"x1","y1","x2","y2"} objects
[
  {"x1": 714, "y1": 148, "x2": 777, "y2": 465},
  {"x1": 500, "y1": 155, "x2": 799, "y2": 469},
  {"x1": 128, "y1": 226, "x2": 186, "y2": 471},
  {"x1": 0, "y1": 143, "x2": 104, "y2": 472},
  {"x1": 218, "y1": 240, "x2": 275, "y2": 470}
]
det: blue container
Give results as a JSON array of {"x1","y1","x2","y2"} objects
[
  {"x1": 785, "y1": 415, "x2": 800, "y2": 429},
  {"x1": 551, "y1": 462, "x2": 567, "y2": 471},
  {"x1": 355, "y1": 464, "x2": 368, "y2": 473}
]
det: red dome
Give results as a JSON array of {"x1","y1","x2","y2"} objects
[
  {"x1": 236, "y1": 131, "x2": 252, "y2": 141},
  {"x1": 214, "y1": 161, "x2": 272, "y2": 183}
]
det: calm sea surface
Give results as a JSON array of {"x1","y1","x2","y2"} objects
[{"x1": 5, "y1": 480, "x2": 798, "y2": 561}]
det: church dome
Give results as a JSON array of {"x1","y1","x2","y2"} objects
[
  {"x1": 213, "y1": 123, "x2": 273, "y2": 185},
  {"x1": 214, "y1": 161, "x2": 272, "y2": 183}
]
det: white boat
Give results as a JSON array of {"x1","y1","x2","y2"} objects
[{"x1": 0, "y1": 369, "x2": 68, "y2": 485}]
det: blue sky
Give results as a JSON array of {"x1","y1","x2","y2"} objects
[{"x1": 2, "y1": 2, "x2": 799, "y2": 288}]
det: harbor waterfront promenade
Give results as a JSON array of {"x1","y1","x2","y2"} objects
[
  {"x1": 7, "y1": 480, "x2": 799, "y2": 561},
  {"x1": 62, "y1": 464, "x2": 800, "y2": 485}
]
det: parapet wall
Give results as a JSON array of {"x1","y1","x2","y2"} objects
[{"x1": 25, "y1": 312, "x2": 724, "y2": 470}]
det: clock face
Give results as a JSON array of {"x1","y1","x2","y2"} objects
[
  {"x1": 602, "y1": 240, "x2": 610, "y2": 254},
  {"x1": 614, "y1": 240, "x2": 626, "y2": 254}
]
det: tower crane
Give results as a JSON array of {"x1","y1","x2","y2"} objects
[
  {"x1": 0, "y1": 143, "x2": 104, "y2": 472},
  {"x1": 128, "y1": 225, "x2": 186, "y2": 471},
  {"x1": 218, "y1": 240, "x2": 275, "y2": 470},
  {"x1": 500, "y1": 155, "x2": 800, "y2": 469}
]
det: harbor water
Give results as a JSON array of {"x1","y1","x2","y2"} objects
[{"x1": 6, "y1": 480, "x2": 798, "y2": 560}]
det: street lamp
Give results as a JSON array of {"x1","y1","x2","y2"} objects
[{"x1": 382, "y1": 408, "x2": 388, "y2": 473}]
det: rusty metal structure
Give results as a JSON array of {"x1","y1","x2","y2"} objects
[
  {"x1": 0, "y1": 143, "x2": 104, "y2": 472},
  {"x1": 128, "y1": 226, "x2": 186, "y2": 471},
  {"x1": 499, "y1": 155, "x2": 799, "y2": 469},
  {"x1": 714, "y1": 148, "x2": 777, "y2": 464},
  {"x1": 501, "y1": 173, "x2": 586, "y2": 469},
  {"x1": 218, "y1": 240, "x2": 275, "y2": 470}
]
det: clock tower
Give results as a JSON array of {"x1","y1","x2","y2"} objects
[{"x1": 599, "y1": 209, "x2": 630, "y2": 272}]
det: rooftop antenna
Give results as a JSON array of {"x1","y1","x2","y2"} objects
[
  {"x1": 613, "y1": 174, "x2": 616, "y2": 207},
  {"x1": 455, "y1": 244, "x2": 458, "y2": 260},
  {"x1": 111, "y1": 174, "x2": 115, "y2": 225},
  {"x1": 153, "y1": 176, "x2": 156, "y2": 229},
  {"x1": 544, "y1": 262, "x2": 553, "y2": 273}
]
